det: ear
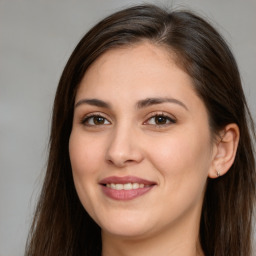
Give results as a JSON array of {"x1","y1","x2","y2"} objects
[{"x1": 208, "y1": 123, "x2": 240, "y2": 178}]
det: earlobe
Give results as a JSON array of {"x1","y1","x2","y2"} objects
[{"x1": 208, "y1": 123, "x2": 240, "y2": 179}]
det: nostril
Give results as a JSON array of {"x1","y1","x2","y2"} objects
[
  {"x1": 106, "y1": 159, "x2": 115, "y2": 165},
  {"x1": 105, "y1": 138, "x2": 144, "y2": 167},
  {"x1": 125, "y1": 159, "x2": 134, "y2": 163}
]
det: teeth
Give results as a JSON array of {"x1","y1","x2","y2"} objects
[
  {"x1": 132, "y1": 183, "x2": 140, "y2": 189},
  {"x1": 124, "y1": 183, "x2": 132, "y2": 190},
  {"x1": 115, "y1": 184, "x2": 123, "y2": 190},
  {"x1": 106, "y1": 183, "x2": 146, "y2": 190}
]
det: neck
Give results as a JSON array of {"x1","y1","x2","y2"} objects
[
  {"x1": 102, "y1": 236, "x2": 203, "y2": 256},
  {"x1": 101, "y1": 214, "x2": 204, "y2": 256}
]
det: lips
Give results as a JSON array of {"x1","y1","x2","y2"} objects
[{"x1": 99, "y1": 176, "x2": 156, "y2": 200}]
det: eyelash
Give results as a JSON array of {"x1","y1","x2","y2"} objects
[
  {"x1": 144, "y1": 112, "x2": 176, "y2": 127},
  {"x1": 80, "y1": 112, "x2": 176, "y2": 127},
  {"x1": 81, "y1": 113, "x2": 111, "y2": 126}
]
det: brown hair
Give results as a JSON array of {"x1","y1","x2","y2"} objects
[{"x1": 25, "y1": 4, "x2": 256, "y2": 256}]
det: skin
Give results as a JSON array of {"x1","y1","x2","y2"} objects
[{"x1": 69, "y1": 42, "x2": 239, "y2": 256}]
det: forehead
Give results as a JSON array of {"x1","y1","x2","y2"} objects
[
  {"x1": 77, "y1": 43, "x2": 190, "y2": 93},
  {"x1": 76, "y1": 42, "x2": 205, "y2": 113}
]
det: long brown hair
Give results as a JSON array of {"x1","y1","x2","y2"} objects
[{"x1": 25, "y1": 4, "x2": 256, "y2": 256}]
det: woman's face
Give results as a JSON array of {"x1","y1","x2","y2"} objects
[{"x1": 69, "y1": 43, "x2": 216, "y2": 240}]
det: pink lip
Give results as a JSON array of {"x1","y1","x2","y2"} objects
[
  {"x1": 99, "y1": 175, "x2": 156, "y2": 185},
  {"x1": 99, "y1": 176, "x2": 156, "y2": 201}
]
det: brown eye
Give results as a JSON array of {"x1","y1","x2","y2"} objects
[
  {"x1": 82, "y1": 115, "x2": 111, "y2": 126},
  {"x1": 155, "y1": 116, "x2": 168, "y2": 125},
  {"x1": 93, "y1": 116, "x2": 105, "y2": 125},
  {"x1": 146, "y1": 114, "x2": 176, "y2": 126}
]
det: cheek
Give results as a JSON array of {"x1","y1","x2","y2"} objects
[
  {"x1": 147, "y1": 128, "x2": 212, "y2": 184},
  {"x1": 69, "y1": 131, "x2": 105, "y2": 176},
  {"x1": 69, "y1": 131, "x2": 104, "y2": 205},
  {"x1": 149, "y1": 132, "x2": 211, "y2": 214},
  {"x1": 69, "y1": 131, "x2": 105, "y2": 215}
]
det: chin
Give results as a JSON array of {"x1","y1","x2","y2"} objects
[
  {"x1": 98, "y1": 212, "x2": 154, "y2": 239},
  {"x1": 102, "y1": 224, "x2": 152, "y2": 239}
]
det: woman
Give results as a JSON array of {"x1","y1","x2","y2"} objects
[{"x1": 25, "y1": 4, "x2": 256, "y2": 256}]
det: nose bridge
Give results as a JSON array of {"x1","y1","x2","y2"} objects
[{"x1": 105, "y1": 120, "x2": 142, "y2": 167}]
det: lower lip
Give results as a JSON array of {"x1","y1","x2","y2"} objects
[{"x1": 101, "y1": 185, "x2": 154, "y2": 200}]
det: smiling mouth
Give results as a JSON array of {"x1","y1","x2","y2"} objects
[
  {"x1": 105, "y1": 183, "x2": 150, "y2": 190},
  {"x1": 99, "y1": 176, "x2": 156, "y2": 200}
]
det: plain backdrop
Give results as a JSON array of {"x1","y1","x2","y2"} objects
[{"x1": 0, "y1": 0, "x2": 255, "y2": 255}]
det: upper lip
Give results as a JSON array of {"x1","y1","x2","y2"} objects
[{"x1": 99, "y1": 176, "x2": 156, "y2": 185}]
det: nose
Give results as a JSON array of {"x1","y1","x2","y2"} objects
[{"x1": 105, "y1": 125, "x2": 144, "y2": 168}]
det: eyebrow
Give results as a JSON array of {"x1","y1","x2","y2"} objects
[
  {"x1": 75, "y1": 99, "x2": 111, "y2": 108},
  {"x1": 75, "y1": 97, "x2": 188, "y2": 111},
  {"x1": 136, "y1": 97, "x2": 188, "y2": 110}
]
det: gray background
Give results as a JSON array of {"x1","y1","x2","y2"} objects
[{"x1": 1, "y1": 0, "x2": 255, "y2": 255}]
